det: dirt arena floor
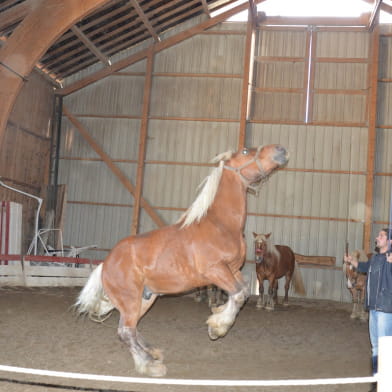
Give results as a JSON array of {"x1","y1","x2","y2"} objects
[{"x1": 0, "y1": 287, "x2": 374, "y2": 392}]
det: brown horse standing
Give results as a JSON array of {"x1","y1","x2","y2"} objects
[
  {"x1": 253, "y1": 232, "x2": 305, "y2": 310},
  {"x1": 344, "y1": 249, "x2": 368, "y2": 321},
  {"x1": 75, "y1": 144, "x2": 288, "y2": 377}
]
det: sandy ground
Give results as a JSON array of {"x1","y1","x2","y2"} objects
[{"x1": 0, "y1": 287, "x2": 374, "y2": 392}]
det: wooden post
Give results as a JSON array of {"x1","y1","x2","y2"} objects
[
  {"x1": 238, "y1": 6, "x2": 256, "y2": 149},
  {"x1": 364, "y1": 27, "x2": 380, "y2": 254},
  {"x1": 131, "y1": 48, "x2": 154, "y2": 235}
]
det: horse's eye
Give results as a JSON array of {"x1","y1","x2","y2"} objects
[{"x1": 242, "y1": 148, "x2": 249, "y2": 155}]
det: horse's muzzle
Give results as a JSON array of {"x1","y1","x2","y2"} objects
[
  {"x1": 273, "y1": 145, "x2": 289, "y2": 166},
  {"x1": 255, "y1": 254, "x2": 263, "y2": 263}
]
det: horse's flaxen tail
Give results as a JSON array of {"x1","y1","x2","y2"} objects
[
  {"x1": 74, "y1": 263, "x2": 114, "y2": 318},
  {"x1": 292, "y1": 262, "x2": 306, "y2": 296}
]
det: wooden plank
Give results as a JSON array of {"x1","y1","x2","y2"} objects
[
  {"x1": 0, "y1": 262, "x2": 24, "y2": 286},
  {"x1": 24, "y1": 276, "x2": 89, "y2": 287},
  {"x1": 23, "y1": 263, "x2": 93, "y2": 278},
  {"x1": 0, "y1": 276, "x2": 25, "y2": 286},
  {"x1": 294, "y1": 253, "x2": 336, "y2": 267}
]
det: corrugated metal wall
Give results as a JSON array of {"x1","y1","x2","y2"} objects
[{"x1": 59, "y1": 22, "x2": 391, "y2": 303}]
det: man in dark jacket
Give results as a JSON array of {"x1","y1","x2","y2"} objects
[{"x1": 344, "y1": 228, "x2": 392, "y2": 381}]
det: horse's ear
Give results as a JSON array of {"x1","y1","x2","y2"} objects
[
  {"x1": 266, "y1": 232, "x2": 272, "y2": 239},
  {"x1": 252, "y1": 232, "x2": 258, "y2": 238}
]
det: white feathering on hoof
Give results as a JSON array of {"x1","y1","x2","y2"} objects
[{"x1": 74, "y1": 263, "x2": 114, "y2": 317}]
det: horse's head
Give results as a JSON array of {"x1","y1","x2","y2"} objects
[
  {"x1": 222, "y1": 145, "x2": 288, "y2": 190},
  {"x1": 345, "y1": 249, "x2": 367, "y2": 287},
  {"x1": 253, "y1": 232, "x2": 271, "y2": 263}
]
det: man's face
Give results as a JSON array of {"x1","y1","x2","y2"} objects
[{"x1": 376, "y1": 231, "x2": 389, "y2": 250}]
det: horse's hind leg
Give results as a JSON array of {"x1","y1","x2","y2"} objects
[
  {"x1": 136, "y1": 294, "x2": 164, "y2": 361},
  {"x1": 283, "y1": 274, "x2": 292, "y2": 307},
  {"x1": 108, "y1": 286, "x2": 165, "y2": 376},
  {"x1": 350, "y1": 289, "x2": 358, "y2": 319},
  {"x1": 256, "y1": 272, "x2": 265, "y2": 309},
  {"x1": 118, "y1": 323, "x2": 166, "y2": 377}
]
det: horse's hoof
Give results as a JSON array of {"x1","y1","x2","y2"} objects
[
  {"x1": 256, "y1": 303, "x2": 264, "y2": 310},
  {"x1": 282, "y1": 302, "x2": 289, "y2": 307},
  {"x1": 194, "y1": 296, "x2": 202, "y2": 303},
  {"x1": 145, "y1": 361, "x2": 167, "y2": 377},
  {"x1": 265, "y1": 305, "x2": 274, "y2": 311},
  {"x1": 211, "y1": 304, "x2": 225, "y2": 314},
  {"x1": 149, "y1": 348, "x2": 164, "y2": 362},
  {"x1": 208, "y1": 325, "x2": 220, "y2": 340}
]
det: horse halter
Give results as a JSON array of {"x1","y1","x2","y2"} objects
[{"x1": 223, "y1": 146, "x2": 266, "y2": 194}]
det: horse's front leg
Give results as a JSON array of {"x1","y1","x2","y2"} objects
[
  {"x1": 359, "y1": 288, "x2": 368, "y2": 322},
  {"x1": 265, "y1": 278, "x2": 275, "y2": 311},
  {"x1": 350, "y1": 288, "x2": 358, "y2": 319},
  {"x1": 206, "y1": 270, "x2": 249, "y2": 340}
]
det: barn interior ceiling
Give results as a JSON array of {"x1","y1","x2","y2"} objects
[{"x1": 0, "y1": 0, "x2": 391, "y2": 87}]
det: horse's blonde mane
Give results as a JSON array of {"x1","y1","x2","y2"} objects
[
  {"x1": 177, "y1": 150, "x2": 234, "y2": 228},
  {"x1": 256, "y1": 234, "x2": 280, "y2": 259}
]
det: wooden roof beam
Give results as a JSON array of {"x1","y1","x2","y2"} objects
[
  {"x1": 129, "y1": 0, "x2": 160, "y2": 42},
  {"x1": 260, "y1": 14, "x2": 370, "y2": 26},
  {"x1": 0, "y1": 37, "x2": 61, "y2": 86},
  {"x1": 71, "y1": 25, "x2": 111, "y2": 66},
  {"x1": 201, "y1": 0, "x2": 211, "y2": 17},
  {"x1": 0, "y1": 0, "x2": 31, "y2": 32},
  {"x1": 361, "y1": 0, "x2": 392, "y2": 14},
  {"x1": 0, "y1": 0, "x2": 111, "y2": 151},
  {"x1": 248, "y1": 0, "x2": 258, "y2": 25},
  {"x1": 58, "y1": 0, "x2": 266, "y2": 96},
  {"x1": 368, "y1": 0, "x2": 382, "y2": 31}
]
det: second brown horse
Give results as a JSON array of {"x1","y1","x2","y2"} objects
[{"x1": 253, "y1": 232, "x2": 306, "y2": 310}]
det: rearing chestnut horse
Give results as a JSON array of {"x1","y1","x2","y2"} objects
[{"x1": 75, "y1": 144, "x2": 288, "y2": 377}]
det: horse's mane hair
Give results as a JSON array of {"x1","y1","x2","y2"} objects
[
  {"x1": 177, "y1": 150, "x2": 234, "y2": 228},
  {"x1": 262, "y1": 235, "x2": 280, "y2": 259},
  {"x1": 258, "y1": 234, "x2": 280, "y2": 258}
]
